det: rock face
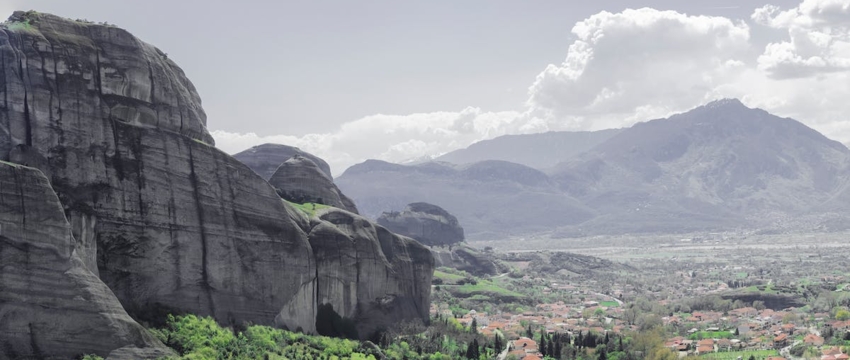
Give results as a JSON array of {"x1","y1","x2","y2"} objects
[
  {"x1": 234, "y1": 143, "x2": 333, "y2": 180},
  {"x1": 0, "y1": 10, "x2": 433, "y2": 352},
  {"x1": 0, "y1": 163, "x2": 171, "y2": 359},
  {"x1": 430, "y1": 244, "x2": 504, "y2": 276},
  {"x1": 299, "y1": 208, "x2": 433, "y2": 338},
  {"x1": 270, "y1": 155, "x2": 359, "y2": 213},
  {"x1": 0, "y1": 11, "x2": 317, "y2": 332},
  {"x1": 377, "y1": 202, "x2": 464, "y2": 247}
]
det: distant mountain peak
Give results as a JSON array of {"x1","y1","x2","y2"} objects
[{"x1": 701, "y1": 98, "x2": 747, "y2": 110}]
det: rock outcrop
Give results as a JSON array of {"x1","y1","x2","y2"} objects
[
  {"x1": 0, "y1": 10, "x2": 433, "y2": 353},
  {"x1": 377, "y1": 202, "x2": 464, "y2": 247},
  {"x1": 270, "y1": 155, "x2": 359, "y2": 213},
  {"x1": 234, "y1": 143, "x2": 333, "y2": 180},
  {"x1": 0, "y1": 11, "x2": 317, "y2": 332},
  {"x1": 300, "y1": 207, "x2": 433, "y2": 338},
  {"x1": 430, "y1": 244, "x2": 505, "y2": 276},
  {"x1": 0, "y1": 162, "x2": 171, "y2": 359}
]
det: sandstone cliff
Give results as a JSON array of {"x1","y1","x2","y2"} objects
[
  {"x1": 377, "y1": 202, "x2": 464, "y2": 247},
  {"x1": 0, "y1": 10, "x2": 433, "y2": 352},
  {"x1": 234, "y1": 143, "x2": 333, "y2": 179},
  {"x1": 0, "y1": 162, "x2": 171, "y2": 359},
  {"x1": 270, "y1": 155, "x2": 359, "y2": 214}
]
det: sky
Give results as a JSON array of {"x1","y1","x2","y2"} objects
[{"x1": 2, "y1": 0, "x2": 849, "y2": 175}]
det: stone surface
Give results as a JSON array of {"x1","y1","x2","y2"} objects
[
  {"x1": 234, "y1": 143, "x2": 333, "y2": 180},
  {"x1": 0, "y1": 12, "x2": 434, "y2": 351},
  {"x1": 430, "y1": 244, "x2": 505, "y2": 276},
  {"x1": 302, "y1": 207, "x2": 434, "y2": 338},
  {"x1": 270, "y1": 155, "x2": 359, "y2": 213},
  {"x1": 0, "y1": 162, "x2": 171, "y2": 359},
  {"x1": 0, "y1": 11, "x2": 319, "y2": 333},
  {"x1": 377, "y1": 202, "x2": 464, "y2": 247}
]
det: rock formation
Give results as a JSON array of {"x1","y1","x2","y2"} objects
[
  {"x1": 430, "y1": 244, "x2": 505, "y2": 276},
  {"x1": 0, "y1": 10, "x2": 433, "y2": 353},
  {"x1": 270, "y1": 155, "x2": 359, "y2": 213},
  {"x1": 377, "y1": 202, "x2": 464, "y2": 247},
  {"x1": 0, "y1": 162, "x2": 171, "y2": 359},
  {"x1": 0, "y1": 11, "x2": 317, "y2": 332},
  {"x1": 234, "y1": 143, "x2": 333, "y2": 180},
  {"x1": 298, "y1": 208, "x2": 433, "y2": 338},
  {"x1": 377, "y1": 202, "x2": 502, "y2": 275}
]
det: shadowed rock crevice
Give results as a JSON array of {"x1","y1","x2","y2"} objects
[
  {"x1": 0, "y1": 162, "x2": 172, "y2": 359},
  {"x1": 303, "y1": 207, "x2": 434, "y2": 339}
]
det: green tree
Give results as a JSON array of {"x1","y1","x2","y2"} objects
[{"x1": 836, "y1": 309, "x2": 850, "y2": 321}]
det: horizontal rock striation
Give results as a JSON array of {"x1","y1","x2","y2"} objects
[
  {"x1": 270, "y1": 155, "x2": 359, "y2": 213},
  {"x1": 0, "y1": 162, "x2": 171, "y2": 359}
]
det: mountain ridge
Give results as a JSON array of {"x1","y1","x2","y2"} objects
[{"x1": 338, "y1": 99, "x2": 850, "y2": 238}]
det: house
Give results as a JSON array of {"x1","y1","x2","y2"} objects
[
  {"x1": 823, "y1": 347, "x2": 842, "y2": 356},
  {"x1": 697, "y1": 345, "x2": 714, "y2": 354},
  {"x1": 513, "y1": 337, "x2": 538, "y2": 352},
  {"x1": 804, "y1": 334, "x2": 825, "y2": 346},
  {"x1": 773, "y1": 333, "x2": 788, "y2": 348}
]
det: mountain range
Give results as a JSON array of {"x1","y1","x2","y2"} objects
[{"x1": 337, "y1": 99, "x2": 850, "y2": 238}]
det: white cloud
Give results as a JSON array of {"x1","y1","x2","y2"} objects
[
  {"x1": 214, "y1": 108, "x2": 532, "y2": 174},
  {"x1": 753, "y1": 0, "x2": 850, "y2": 78},
  {"x1": 527, "y1": 8, "x2": 751, "y2": 130},
  {"x1": 215, "y1": 1, "x2": 850, "y2": 174}
]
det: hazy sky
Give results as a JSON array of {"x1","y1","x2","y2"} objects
[{"x1": 2, "y1": 0, "x2": 848, "y2": 174}]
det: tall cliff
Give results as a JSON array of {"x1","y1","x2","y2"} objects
[
  {"x1": 0, "y1": 10, "x2": 432, "y2": 352},
  {"x1": 0, "y1": 162, "x2": 171, "y2": 359},
  {"x1": 295, "y1": 208, "x2": 433, "y2": 338}
]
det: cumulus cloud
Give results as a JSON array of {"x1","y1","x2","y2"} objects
[
  {"x1": 753, "y1": 0, "x2": 850, "y2": 78},
  {"x1": 527, "y1": 8, "x2": 751, "y2": 129},
  {"x1": 215, "y1": 1, "x2": 850, "y2": 174},
  {"x1": 214, "y1": 108, "x2": 534, "y2": 174}
]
